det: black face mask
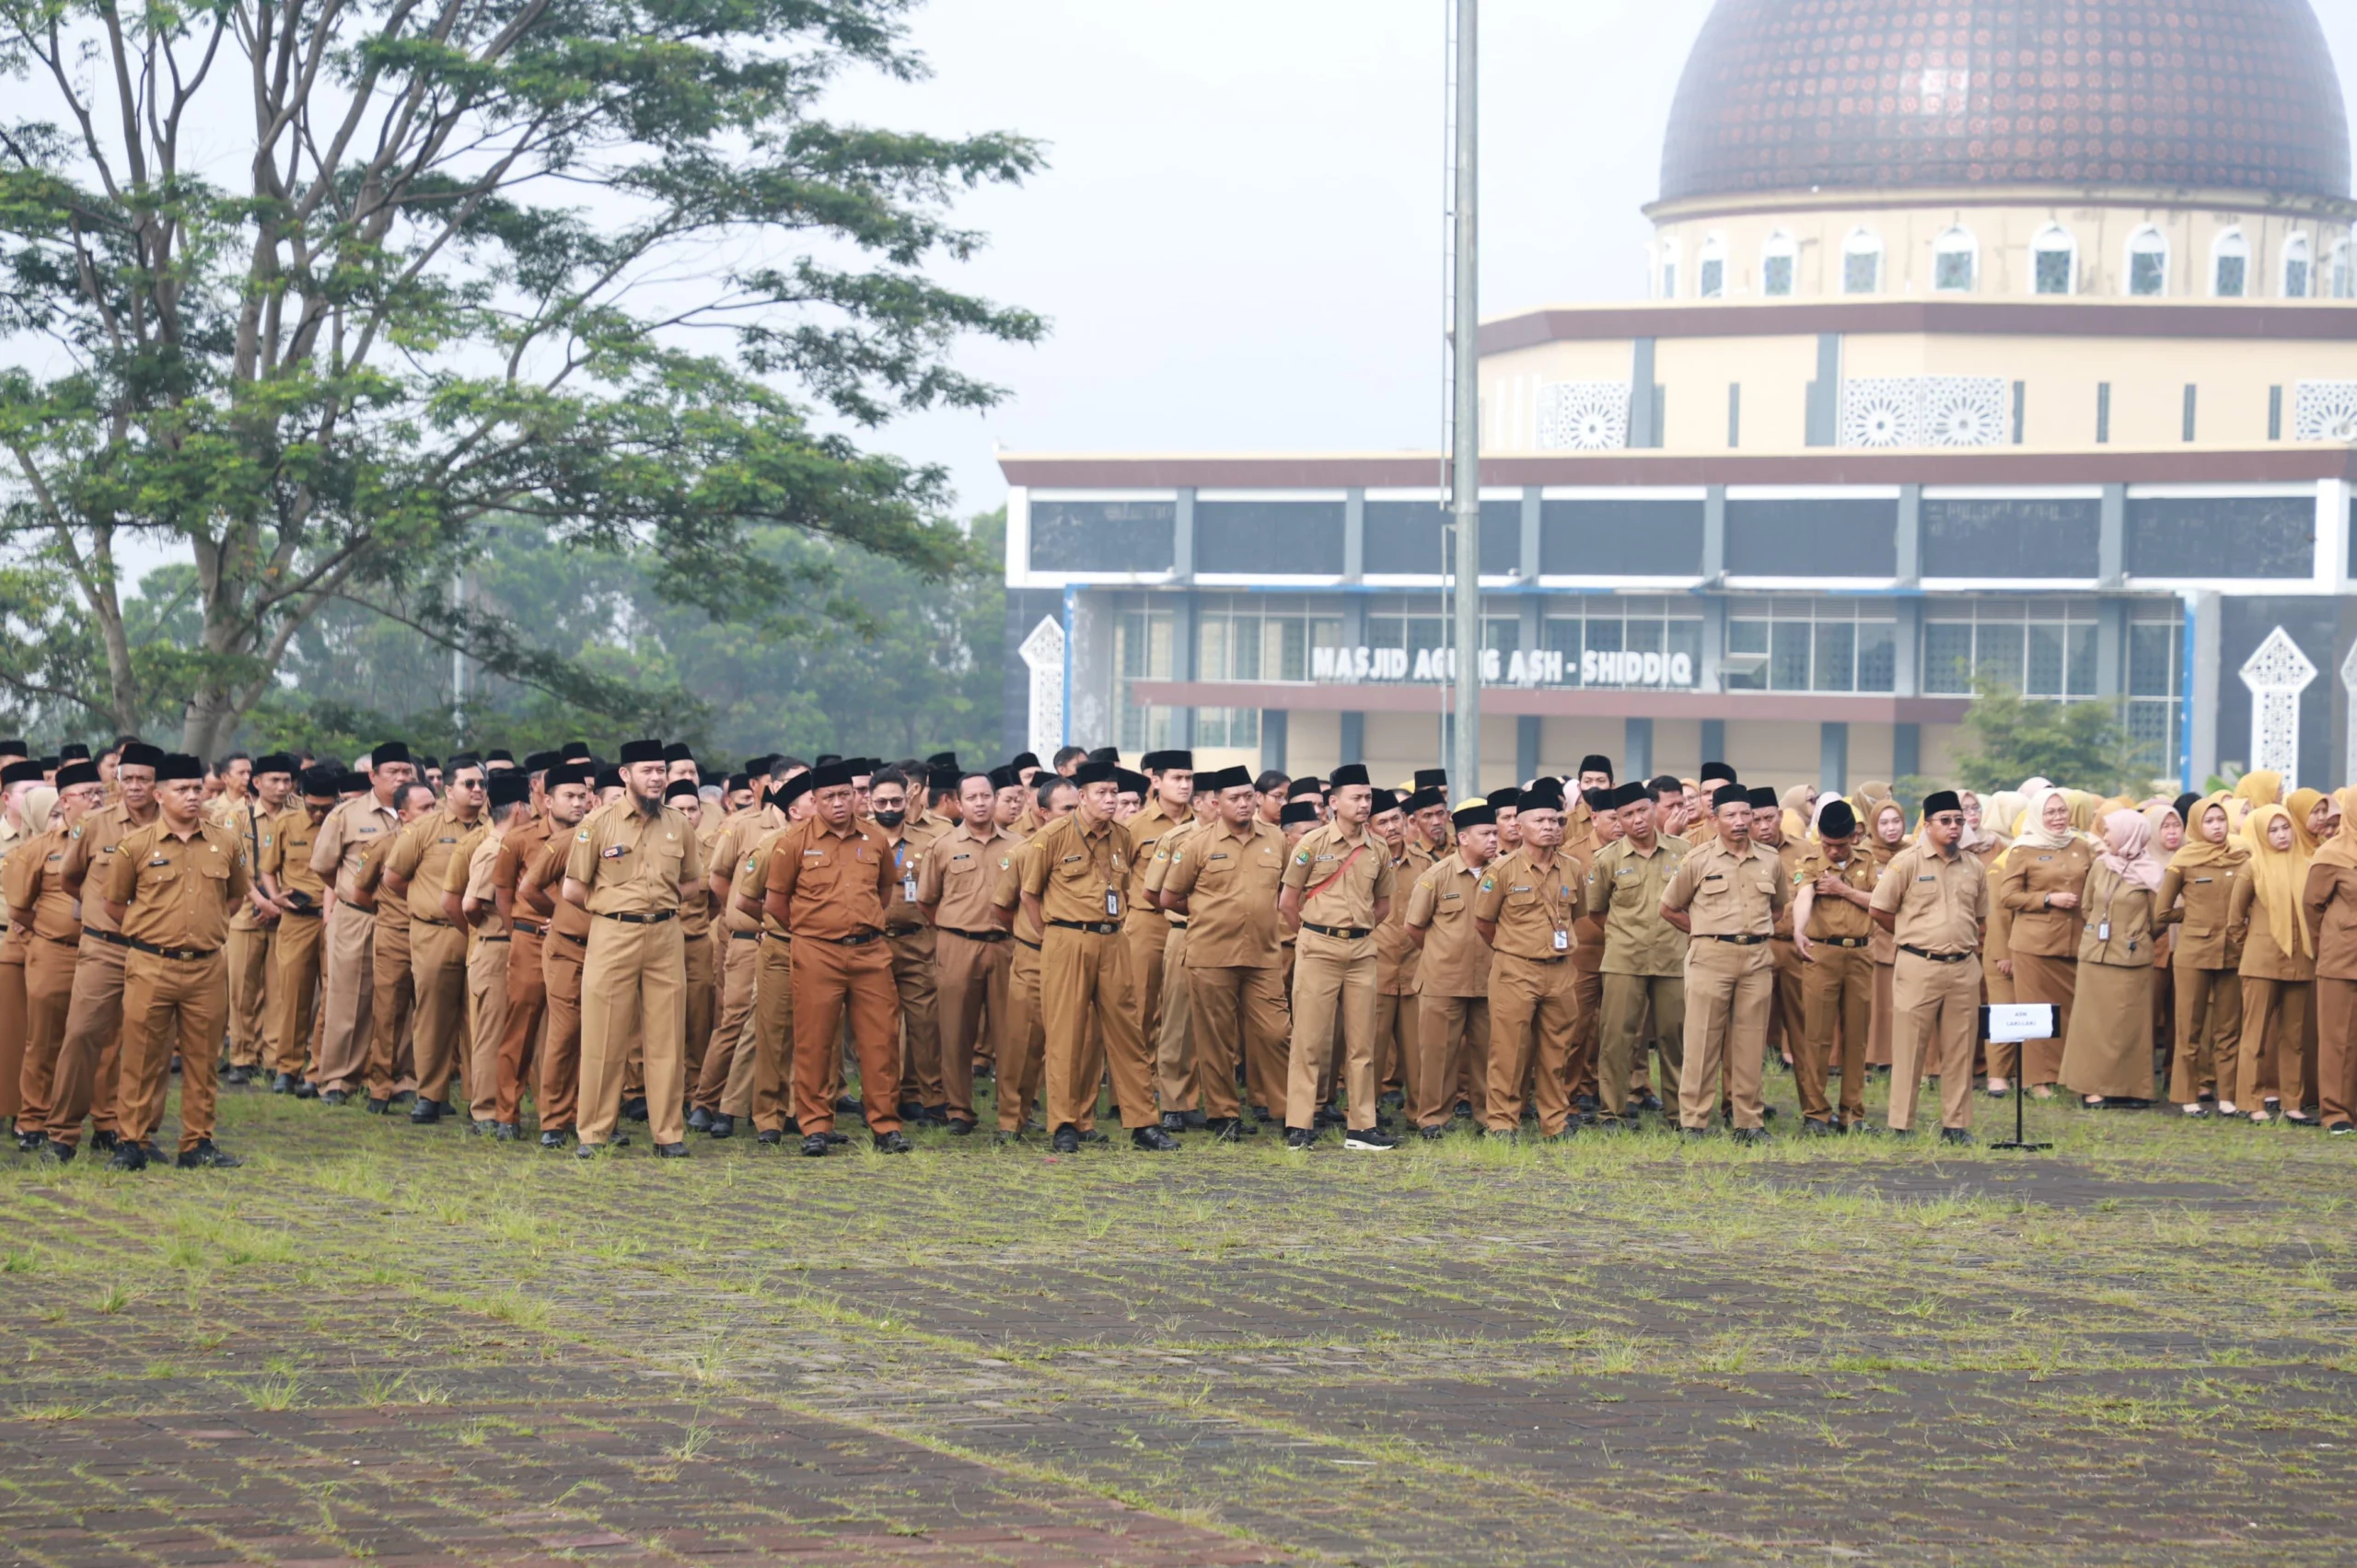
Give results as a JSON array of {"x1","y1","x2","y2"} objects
[{"x1": 872, "y1": 807, "x2": 906, "y2": 829}]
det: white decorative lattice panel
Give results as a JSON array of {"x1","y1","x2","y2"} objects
[
  {"x1": 1840, "y1": 377, "x2": 1922, "y2": 447},
  {"x1": 2240, "y1": 625, "x2": 2316, "y2": 784},
  {"x1": 2340, "y1": 637, "x2": 2357, "y2": 785},
  {"x1": 1019, "y1": 615, "x2": 1066, "y2": 761},
  {"x1": 2293, "y1": 380, "x2": 2357, "y2": 443},
  {"x1": 1536, "y1": 381, "x2": 1630, "y2": 451},
  {"x1": 1921, "y1": 377, "x2": 2009, "y2": 447}
]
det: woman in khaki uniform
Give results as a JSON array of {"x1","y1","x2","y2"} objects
[
  {"x1": 2298, "y1": 787, "x2": 2357, "y2": 1133},
  {"x1": 1863, "y1": 798, "x2": 1907, "y2": 1070},
  {"x1": 2061, "y1": 810, "x2": 2164, "y2": 1106},
  {"x1": 2157, "y1": 792, "x2": 2247, "y2": 1116},
  {"x1": 1996, "y1": 787, "x2": 2092, "y2": 1097},
  {"x1": 2231, "y1": 803, "x2": 2316, "y2": 1123}
]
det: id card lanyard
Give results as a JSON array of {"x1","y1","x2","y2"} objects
[
  {"x1": 893, "y1": 839, "x2": 917, "y2": 904},
  {"x1": 1085, "y1": 825, "x2": 1120, "y2": 919},
  {"x1": 1531, "y1": 853, "x2": 1571, "y2": 952}
]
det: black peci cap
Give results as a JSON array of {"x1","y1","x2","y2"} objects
[
  {"x1": 1518, "y1": 778, "x2": 1566, "y2": 813},
  {"x1": 1368, "y1": 788, "x2": 1400, "y2": 817},
  {"x1": 119, "y1": 742, "x2": 166, "y2": 771},
  {"x1": 1141, "y1": 749, "x2": 1192, "y2": 772},
  {"x1": 1747, "y1": 786, "x2": 1780, "y2": 810},
  {"x1": 1329, "y1": 763, "x2": 1371, "y2": 789},
  {"x1": 1452, "y1": 801, "x2": 1496, "y2": 829},
  {"x1": 53, "y1": 761, "x2": 99, "y2": 789},
  {"x1": 1712, "y1": 783, "x2": 1748, "y2": 810},
  {"x1": 1072, "y1": 760, "x2": 1118, "y2": 787},
  {"x1": 1196, "y1": 765, "x2": 1253, "y2": 793},
  {"x1": 1114, "y1": 768, "x2": 1150, "y2": 796},
  {"x1": 1817, "y1": 798, "x2": 1858, "y2": 837},
  {"x1": 1402, "y1": 786, "x2": 1445, "y2": 815},
  {"x1": 1280, "y1": 799, "x2": 1321, "y2": 827},
  {"x1": 807, "y1": 760, "x2": 855, "y2": 790},
  {"x1": 1577, "y1": 753, "x2": 1614, "y2": 779},
  {"x1": 1922, "y1": 789, "x2": 1963, "y2": 818},
  {"x1": 301, "y1": 765, "x2": 343, "y2": 796},
  {"x1": 155, "y1": 752, "x2": 205, "y2": 783},
  {"x1": 488, "y1": 772, "x2": 531, "y2": 807},
  {"x1": 1701, "y1": 761, "x2": 1737, "y2": 784},
  {"x1": 1413, "y1": 768, "x2": 1448, "y2": 790},
  {"x1": 1486, "y1": 786, "x2": 1520, "y2": 811}
]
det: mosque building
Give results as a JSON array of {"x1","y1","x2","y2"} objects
[{"x1": 1000, "y1": 0, "x2": 2357, "y2": 793}]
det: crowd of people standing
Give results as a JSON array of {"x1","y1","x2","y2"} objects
[{"x1": 0, "y1": 733, "x2": 2347, "y2": 1171}]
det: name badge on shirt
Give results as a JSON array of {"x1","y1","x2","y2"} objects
[
  {"x1": 602, "y1": 845, "x2": 628, "y2": 859},
  {"x1": 2097, "y1": 921, "x2": 2110, "y2": 942},
  {"x1": 1552, "y1": 929, "x2": 1569, "y2": 952},
  {"x1": 902, "y1": 873, "x2": 918, "y2": 902},
  {"x1": 1106, "y1": 887, "x2": 1120, "y2": 917}
]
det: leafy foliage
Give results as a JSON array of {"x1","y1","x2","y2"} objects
[{"x1": 1944, "y1": 675, "x2": 2156, "y2": 799}]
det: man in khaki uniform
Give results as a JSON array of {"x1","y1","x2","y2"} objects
[
  {"x1": 1791, "y1": 797, "x2": 1879, "y2": 1132},
  {"x1": 1019, "y1": 759, "x2": 1176, "y2": 1154},
  {"x1": 563, "y1": 739, "x2": 702, "y2": 1157},
  {"x1": 692, "y1": 764, "x2": 786, "y2": 1134},
  {"x1": 1122, "y1": 749, "x2": 1193, "y2": 1115},
  {"x1": 43, "y1": 741, "x2": 164, "y2": 1156},
  {"x1": 1375, "y1": 788, "x2": 1436, "y2": 1103},
  {"x1": 1277, "y1": 763, "x2": 1396, "y2": 1150},
  {"x1": 916, "y1": 771, "x2": 1015, "y2": 1134},
  {"x1": 867, "y1": 766, "x2": 944, "y2": 1122},
  {"x1": 1471, "y1": 779, "x2": 1585, "y2": 1140},
  {"x1": 1870, "y1": 789, "x2": 1988, "y2": 1142},
  {"x1": 454, "y1": 771, "x2": 530, "y2": 1135},
  {"x1": 664, "y1": 779, "x2": 719, "y2": 1101},
  {"x1": 220, "y1": 753, "x2": 291, "y2": 1085},
  {"x1": 1587, "y1": 780, "x2": 1689, "y2": 1125},
  {"x1": 308, "y1": 742, "x2": 411, "y2": 1097},
  {"x1": 519, "y1": 761, "x2": 595, "y2": 1144},
  {"x1": 356, "y1": 780, "x2": 433, "y2": 1107},
  {"x1": 1749, "y1": 785, "x2": 1807, "y2": 1077},
  {"x1": 383, "y1": 755, "x2": 487, "y2": 1123},
  {"x1": 992, "y1": 774, "x2": 1074, "y2": 1139},
  {"x1": 257, "y1": 767, "x2": 339, "y2": 1093},
  {"x1": 101, "y1": 753, "x2": 250, "y2": 1170},
  {"x1": 731, "y1": 772, "x2": 812, "y2": 1144},
  {"x1": 1404, "y1": 799, "x2": 1499, "y2": 1138},
  {"x1": 1567, "y1": 787, "x2": 1617, "y2": 1113},
  {"x1": 1141, "y1": 788, "x2": 1212, "y2": 1132},
  {"x1": 1661, "y1": 782, "x2": 1788, "y2": 1140},
  {"x1": 9, "y1": 760, "x2": 101, "y2": 1152},
  {"x1": 1159, "y1": 765, "x2": 1286, "y2": 1138}
]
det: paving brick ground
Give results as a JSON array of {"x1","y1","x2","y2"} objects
[{"x1": 6, "y1": 1066, "x2": 2356, "y2": 1565}]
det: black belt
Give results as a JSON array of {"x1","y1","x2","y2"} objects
[
  {"x1": 41, "y1": 931, "x2": 78, "y2": 947},
  {"x1": 1167, "y1": 918, "x2": 1187, "y2": 930},
  {"x1": 1814, "y1": 935, "x2": 1870, "y2": 949},
  {"x1": 1048, "y1": 919, "x2": 1120, "y2": 935},
  {"x1": 1901, "y1": 945, "x2": 1972, "y2": 963},
  {"x1": 478, "y1": 935, "x2": 510, "y2": 944},
  {"x1": 730, "y1": 929, "x2": 762, "y2": 941},
  {"x1": 1508, "y1": 952, "x2": 1567, "y2": 965},
  {"x1": 942, "y1": 927, "x2": 1008, "y2": 943},
  {"x1": 1303, "y1": 921, "x2": 1372, "y2": 940},
  {"x1": 1707, "y1": 934, "x2": 1769, "y2": 946},
  {"x1": 281, "y1": 904, "x2": 322, "y2": 918},
  {"x1": 512, "y1": 920, "x2": 548, "y2": 937},
  {"x1": 1015, "y1": 935, "x2": 1041, "y2": 951},
  {"x1": 411, "y1": 913, "x2": 451, "y2": 927},
  {"x1": 595, "y1": 910, "x2": 675, "y2": 924},
  {"x1": 887, "y1": 924, "x2": 924, "y2": 937},
  {"x1": 86, "y1": 928, "x2": 130, "y2": 949},
  {"x1": 121, "y1": 935, "x2": 218, "y2": 961},
  {"x1": 820, "y1": 930, "x2": 883, "y2": 946},
  {"x1": 554, "y1": 929, "x2": 587, "y2": 947}
]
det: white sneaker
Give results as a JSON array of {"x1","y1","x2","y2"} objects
[{"x1": 1342, "y1": 1126, "x2": 1398, "y2": 1151}]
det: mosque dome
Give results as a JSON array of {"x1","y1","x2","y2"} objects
[{"x1": 1657, "y1": 0, "x2": 2352, "y2": 207}]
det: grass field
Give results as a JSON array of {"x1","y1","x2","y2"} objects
[{"x1": 5, "y1": 1065, "x2": 2356, "y2": 1567}]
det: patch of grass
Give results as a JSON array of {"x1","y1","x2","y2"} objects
[{"x1": 244, "y1": 1374, "x2": 303, "y2": 1411}]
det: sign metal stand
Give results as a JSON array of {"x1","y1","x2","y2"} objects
[{"x1": 1980, "y1": 1003, "x2": 2058, "y2": 1152}]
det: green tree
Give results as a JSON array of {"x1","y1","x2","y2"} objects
[
  {"x1": 1942, "y1": 675, "x2": 2158, "y2": 798},
  {"x1": 0, "y1": 0, "x2": 1039, "y2": 756}
]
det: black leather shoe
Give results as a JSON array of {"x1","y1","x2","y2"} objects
[
  {"x1": 1206, "y1": 1117, "x2": 1242, "y2": 1142},
  {"x1": 897, "y1": 1099, "x2": 925, "y2": 1123},
  {"x1": 37, "y1": 1139, "x2": 74, "y2": 1164},
  {"x1": 1159, "y1": 1111, "x2": 1187, "y2": 1133},
  {"x1": 320, "y1": 1089, "x2": 350, "y2": 1106},
  {"x1": 365, "y1": 1097, "x2": 391, "y2": 1114},
  {"x1": 1678, "y1": 1125, "x2": 1711, "y2": 1140},
  {"x1": 610, "y1": 1131, "x2": 632, "y2": 1147},
  {"x1": 1452, "y1": 1099, "x2": 1473, "y2": 1121},
  {"x1": 270, "y1": 1073, "x2": 295, "y2": 1095},
  {"x1": 800, "y1": 1133, "x2": 830, "y2": 1157},
  {"x1": 993, "y1": 1128, "x2": 1026, "y2": 1145},
  {"x1": 1284, "y1": 1127, "x2": 1318, "y2": 1150},
  {"x1": 755, "y1": 1128, "x2": 783, "y2": 1146},
  {"x1": 389, "y1": 1090, "x2": 416, "y2": 1107},
  {"x1": 686, "y1": 1106, "x2": 713, "y2": 1132},
  {"x1": 1074, "y1": 1128, "x2": 1108, "y2": 1144},
  {"x1": 1730, "y1": 1126, "x2": 1769, "y2": 1146},
  {"x1": 409, "y1": 1099, "x2": 442, "y2": 1124},
  {"x1": 540, "y1": 1126, "x2": 573, "y2": 1149},
  {"x1": 1132, "y1": 1125, "x2": 1181, "y2": 1152},
  {"x1": 468, "y1": 1119, "x2": 494, "y2": 1135},
  {"x1": 621, "y1": 1097, "x2": 649, "y2": 1122},
  {"x1": 15, "y1": 1129, "x2": 42, "y2": 1153},
  {"x1": 706, "y1": 1115, "x2": 735, "y2": 1140},
  {"x1": 1939, "y1": 1126, "x2": 1975, "y2": 1146},
  {"x1": 833, "y1": 1095, "x2": 863, "y2": 1116},
  {"x1": 820, "y1": 1130, "x2": 847, "y2": 1145},
  {"x1": 1801, "y1": 1117, "x2": 1838, "y2": 1136},
  {"x1": 944, "y1": 1118, "x2": 976, "y2": 1136},
  {"x1": 292, "y1": 1080, "x2": 319, "y2": 1099},
  {"x1": 107, "y1": 1140, "x2": 148, "y2": 1171},
  {"x1": 574, "y1": 1141, "x2": 602, "y2": 1160},
  {"x1": 874, "y1": 1131, "x2": 912, "y2": 1154},
  {"x1": 919, "y1": 1104, "x2": 951, "y2": 1127},
  {"x1": 1051, "y1": 1126, "x2": 1081, "y2": 1155},
  {"x1": 91, "y1": 1130, "x2": 118, "y2": 1153},
  {"x1": 1417, "y1": 1124, "x2": 1447, "y2": 1141},
  {"x1": 654, "y1": 1142, "x2": 691, "y2": 1158},
  {"x1": 1180, "y1": 1109, "x2": 1208, "y2": 1129},
  {"x1": 493, "y1": 1122, "x2": 520, "y2": 1142},
  {"x1": 1638, "y1": 1092, "x2": 1664, "y2": 1114},
  {"x1": 175, "y1": 1139, "x2": 241, "y2": 1168},
  {"x1": 223, "y1": 1065, "x2": 252, "y2": 1086}
]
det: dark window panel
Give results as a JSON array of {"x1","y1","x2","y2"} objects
[
  {"x1": 1194, "y1": 500, "x2": 1347, "y2": 575},
  {"x1": 1724, "y1": 498, "x2": 1897, "y2": 577},
  {"x1": 1538, "y1": 498, "x2": 1705, "y2": 576},
  {"x1": 2126, "y1": 496, "x2": 2314, "y2": 579},
  {"x1": 1027, "y1": 500, "x2": 1175, "y2": 574},
  {"x1": 1921, "y1": 498, "x2": 2101, "y2": 578},
  {"x1": 1362, "y1": 499, "x2": 1522, "y2": 576}
]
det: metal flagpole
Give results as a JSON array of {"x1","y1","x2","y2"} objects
[{"x1": 1448, "y1": 0, "x2": 1481, "y2": 796}]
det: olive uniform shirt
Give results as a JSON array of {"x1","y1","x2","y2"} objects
[
  {"x1": 310, "y1": 794, "x2": 400, "y2": 902},
  {"x1": 385, "y1": 807, "x2": 481, "y2": 925},
  {"x1": 497, "y1": 818, "x2": 554, "y2": 932},
  {"x1": 63, "y1": 802, "x2": 157, "y2": 936},
  {"x1": 106, "y1": 820, "x2": 251, "y2": 951},
  {"x1": 1018, "y1": 814, "x2": 1135, "y2": 926},
  {"x1": 261, "y1": 806, "x2": 327, "y2": 908},
  {"x1": 1161, "y1": 818, "x2": 1287, "y2": 968},
  {"x1": 765, "y1": 817, "x2": 892, "y2": 939},
  {"x1": 1121, "y1": 798, "x2": 1187, "y2": 934},
  {"x1": 1142, "y1": 818, "x2": 1203, "y2": 920},
  {"x1": 1376, "y1": 842, "x2": 1434, "y2": 993},
  {"x1": 1662, "y1": 840, "x2": 1788, "y2": 936},
  {"x1": 1403, "y1": 853, "x2": 1493, "y2": 997},
  {"x1": 1869, "y1": 840, "x2": 1988, "y2": 954},
  {"x1": 1585, "y1": 835, "x2": 1690, "y2": 975},
  {"x1": 564, "y1": 801, "x2": 703, "y2": 916},
  {"x1": 6, "y1": 820, "x2": 79, "y2": 943},
  {"x1": 915, "y1": 821, "x2": 1016, "y2": 936},
  {"x1": 1469, "y1": 846, "x2": 1587, "y2": 961},
  {"x1": 1280, "y1": 821, "x2": 1395, "y2": 934},
  {"x1": 1794, "y1": 847, "x2": 1879, "y2": 944}
]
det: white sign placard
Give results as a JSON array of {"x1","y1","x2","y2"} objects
[{"x1": 1982, "y1": 1003, "x2": 2059, "y2": 1043}]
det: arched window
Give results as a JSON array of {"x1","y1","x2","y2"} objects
[
  {"x1": 2031, "y1": 225, "x2": 2077, "y2": 295},
  {"x1": 2283, "y1": 233, "x2": 2313, "y2": 298},
  {"x1": 2212, "y1": 228, "x2": 2249, "y2": 297},
  {"x1": 1761, "y1": 230, "x2": 1797, "y2": 296},
  {"x1": 1842, "y1": 228, "x2": 1883, "y2": 295},
  {"x1": 1933, "y1": 226, "x2": 1977, "y2": 291},
  {"x1": 1697, "y1": 234, "x2": 1726, "y2": 298},
  {"x1": 2127, "y1": 227, "x2": 2169, "y2": 296},
  {"x1": 1659, "y1": 238, "x2": 1679, "y2": 300}
]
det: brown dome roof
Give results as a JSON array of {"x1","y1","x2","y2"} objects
[{"x1": 1658, "y1": 0, "x2": 2351, "y2": 204}]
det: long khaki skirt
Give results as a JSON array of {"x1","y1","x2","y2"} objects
[{"x1": 2061, "y1": 960, "x2": 2156, "y2": 1102}]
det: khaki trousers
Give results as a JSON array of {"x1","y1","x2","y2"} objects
[
  {"x1": 1128, "y1": 917, "x2": 1169, "y2": 1073},
  {"x1": 1569, "y1": 962, "x2": 1603, "y2": 1102},
  {"x1": 2237, "y1": 975, "x2": 2310, "y2": 1110},
  {"x1": 2167, "y1": 964, "x2": 2244, "y2": 1105},
  {"x1": 269, "y1": 911, "x2": 324, "y2": 1076},
  {"x1": 1999, "y1": 952, "x2": 2075, "y2": 1086},
  {"x1": 1678, "y1": 940, "x2": 1771, "y2": 1131},
  {"x1": 934, "y1": 929, "x2": 1008, "y2": 1124},
  {"x1": 495, "y1": 926, "x2": 546, "y2": 1124},
  {"x1": 999, "y1": 937, "x2": 1047, "y2": 1132},
  {"x1": 1285, "y1": 928, "x2": 1377, "y2": 1132},
  {"x1": 539, "y1": 931, "x2": 586, "y2": 1131},
  {"x1": 1154, "y1": 923, "x2": 1196, "y2": 1112},
  {"x1": 363, "y1": 915, "x2": 417, "y2": 1100},
  {"x1": 1890, "y1": 950, "x2": 1981, "y2": 1131},
  {"x1": 225, "y1": 922, "x2": 273, "y2": 1068},
  {"x1": 1487, "y1": 954, "x2": 1576, "y2": 1134},
  {"x1": 118, "y1": 951, "x2": 228, "y2": 1153},
  {"x1": 465, "y1": 935, "x2": 511, "y2": 1122},
  {"x1": 740, "y1": 936, "x2": 795, "y2": 1132},
  {"x1": 1768, "y1": 937, "x2": 1804, "y2": 1067},
  {"x1": 2316, "y1": 975, "x2": 2357, "y2": 1127},
  {"x1": 886, "y1": 927, "x2": 942, "y2": 1109},
  {"x1": 407, "y1": 920, "x2": 468, "y2": 1107},
  {"x1": 1598, "y1": 971, "x2": 1681, "y2": 1120},
  {"x1": 680, "y1": 932, "x2": 715, "y2": 1091},
  {"x1": 1041, "y1": 925, "x2": 1154, "y2": 1132},
  {"x1": 578, "y1": 916, "x2": 686, "y2": 1148},
  {"x1": 317, "y1": 903, "x2": 376, "y2": 1091},
  {"x1": 1376, "y1": 991, "x2": 1417, "y2": 1095},
  {"x1": 17, "y1": 934, "x2": 77, "y2": 1130},
  {"x1": 0, "y1": 936, "x2": 22, "y2": 1124},
  {"x1": 1411, "y1": 995, "x2": 1486, "y2": 1128},
  {"x1": 790, "y1": 935, "x2": 898, "y2": 1136},
  {"x1": 1798, "y1": 943, "x2": 1873, "y2": 1122},
  {"x1": 1188, "y1": 962, "x2": 1288, "y2": 1121},
  {"x1": 47, "y1": 934, "x2": 129, "y2": 1148},
  {"x1": 696, "y1": 931, "x2": 760, "y2": 1114}
]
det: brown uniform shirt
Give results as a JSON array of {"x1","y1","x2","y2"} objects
[
  {"x1": 1376, "y1": 842, "x2": 1433, "y2": 993},
  {"x1": 1470, "y1": 846, "x2": 1587, "y2": 961},
  {"x1": 993, "y1": 835, "x2": 1047, "y2": 945},
  {"x1": 915, "y1": 821, "x2": 1016, "y2": 935},
  {"x1": 1794, "y1": 847, "x2": 1879, "y2": 942},
  {"x1": 1586, "y1": 835, "x2": 1690, "y2": 975},
  {"x1": 452, "y1": 828, "x2": 505, "y2": 938},
  {"x1": 2076, "y1": 860, "x2": 2155, "y2": 969},
  {"x1": 216, "y1": 796, "x2": 270, "y2": 931},
  {"x1": 1869, "y1": 840, "x2": 1988, "y2": 955},
  {"x1": 499, "y1": 817, "x2": 555, "y2": 932},
  {"x1": 1162, "y1": 818, "x2": 1286, "y2": 969},
  {"x1": 6, "y1": 821, "x2": 79, "y2": 944},
  {"x1": 765, "y1": 816, "x2": 892, "y2": 939},
  {"x1": 311, "y1": 794, "x2": 400, "y2": 902},
  {"x1": 2156, "y1": 853, "x2": 2247, "y2": 970},
  {"x1": 713, "y1": 807, "x2": 783, "y2": 934},
  {"x1": 1404, "y1": 852, "x2": 1494, "y2": 997},
  {"x1": 1997, "y1": 839, "x2": 2095, "y2": 958},
  {"x1": 1121, "y1": 798, "x2": 1186, "y2": 933},
  {"x1": 261, "y1": 806, "x2": 327, "y2": 905},
  {"x1": 2228, "y1": 870, "x2": 2314, "y2": 981},
  {"x1": 386, "y1": 807, "x2": 481, "y2": 924},
  {"x1": 106, "y1": 819, "x2": 252, "y2": 951},
  {"x1": 1280, "y1": 820, "x2": 1395, "y2": 932},
  {"x1": 1018, "y1": 814, "x2": 1135, "y2": 926},
  {"x1": 879, "y1": 819, "x2": 940, "y2": 933},
  {"x1": 1662, "y1": 840, "x2": 1788, "y2": 937},
  {"x1": 1143, "y1": 819, "x2": 1202, "y2": 918},
  {"x1": 2302, "y1": 861, "x2": 2357, "y2": 983},
  {"x1": 63, "y1": 801, "x2": 159, "y2": 935},
  {"x1": 353, "y1": 830, "x2": 407, "y2": 935},
  {"x1": 564, "y1": 800, "x2": 703, "y2": 916}
]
